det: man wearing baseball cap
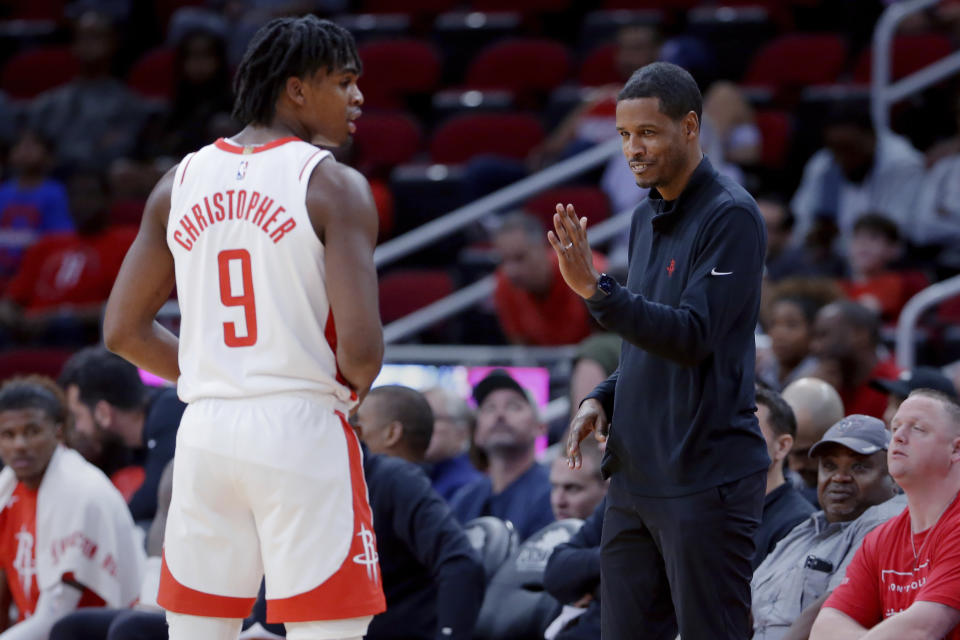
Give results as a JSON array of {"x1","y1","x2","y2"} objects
[
  {"x1": 752, "y1": 414, "x2": 904, "y2": 639},
  {"x1": 870, "y1": 366, "x2": 959, "y2": 428},
  {"x1": 449, "y1": 370, "x2": 555, "y2": 541}
]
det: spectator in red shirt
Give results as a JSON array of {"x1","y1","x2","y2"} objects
[
  {"x1": 841, "y1": 214, "x2": 927, "y2": 324},
  {"x1": 0, "y1": 171, "x2": 136, "y2": 345},
  {"x1": 809, "y1": 300, "x2": 900, "y2": 419},
  {"x1": 812, "y1": 389, "x2": 960, "y2": 639},
  {"x1": 493, "y1": 212, "x2": 603, "y2": 346}
]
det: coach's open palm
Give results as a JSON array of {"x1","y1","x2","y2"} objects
[{"x1": 567, "y1": 398, "x2": 608, "y2": 469}]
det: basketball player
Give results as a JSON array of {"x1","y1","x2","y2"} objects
[{"x1": 102, "y1": 16, "x2": 385, "y2": 640}]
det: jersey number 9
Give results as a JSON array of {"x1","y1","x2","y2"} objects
[{"x1": 217, "y1": 249, "x2": 258, "y2": 347}]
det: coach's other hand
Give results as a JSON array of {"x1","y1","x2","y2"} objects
[
  {"x1": 548, "y1": 203, "x2": 600, "y2": 299},
  {"x1": 567, "y1": 398, "x2": 608, "y2": 469}
]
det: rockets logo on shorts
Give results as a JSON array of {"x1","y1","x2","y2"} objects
[
  {"x1": 237, "y1": 161, "x2": 248, "y2": 181},
  {"x1": 353, "y1": 524, "x2": 379, "y2": 582}
]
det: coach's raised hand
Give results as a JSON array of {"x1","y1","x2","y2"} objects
[{"x1": 547, "y1": 203, "x2": 600, "y2": 300}]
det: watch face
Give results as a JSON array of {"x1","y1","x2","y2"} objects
[{"x1": 598, "y1": 274, "x2": 614, "y2": 294}]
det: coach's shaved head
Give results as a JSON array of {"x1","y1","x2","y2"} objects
[
  {"x1": 355, "y1": 385, "x2": 434, "y2": 463},
  {"x1": 783, "y1": 377, "x2": 845, "y2": 489}
]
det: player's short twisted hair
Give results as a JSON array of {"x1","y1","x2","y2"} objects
[
  {"x1": 232, "y1": 15, "x2": 362, "y2": 126},
  {"x1": 618, "y1": 61, "x2": 702, "y2": 124},
  {"x1": 0, "y1": 376, "x2": 68, "y2": 428}
]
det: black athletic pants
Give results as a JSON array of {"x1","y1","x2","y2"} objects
[{"x1": 600, "y1": 470, "x2": 765, "y2": 640}]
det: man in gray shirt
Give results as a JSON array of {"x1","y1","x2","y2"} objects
[{"x1": 751, "y1": 414, "x2": 904, "y2": 640}]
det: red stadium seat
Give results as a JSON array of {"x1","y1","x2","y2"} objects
[
  {"x1": 378, "y1": 269, "x2": 455, "y2": 323},
  {"x1": 108, "y1": 199, "x2": 146, "y2": 227},
  {"x1": 744, "y1": 34, "x2": 848, "y2": 93},
  {"x1": 524, "y1": 186, "x2": 611, "y2": 229},
  {"x1": 352, "y1": 112, "x2": 423, "y2": 175},
  {"x1": 466, "y1": 38, "x2": 572, "y2": 94},
  {"x1": 578, "y1": 44, "x2": 621, "y2": 87},
  {"x1": 755, "y1": 109, "x2": 792, "y2": 169},
  {"x1": 1, "y1": 46, "x2": 78, "y2": 99},
  {"x1": 430, "y1": 113, "x2": 545, "y2": 164},
  {"x1": 362, "y1": 0, "x2": 457, "y2": 15},
  {"x1": 471, "y1": 0, "x2": 571, "y2": 12},
  {"x1": 358, "y1": 39, "x2": 442, "y2": 108},
  {"x1": 127, "y1": 48, "x2": 176, "y2": 100},
  {"x1": 0, "y1": 348, "x2": 74, "y2": 382},
  {"x1": 8, "y1": 0, "x2": 65, "y2": 20},
  {"x1": 852, "y1": 34, "x2": 955, "y2": 83}
]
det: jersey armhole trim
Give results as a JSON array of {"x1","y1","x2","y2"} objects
[
  {"x1": 178, "y1": 153, "x2": 197, "y2": 185},
  {"x1": 299, "y1": 149, "x2": 327, "y2": 182}
]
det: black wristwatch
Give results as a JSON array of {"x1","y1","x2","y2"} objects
[{"x1": 594, "y1": 272, "x2": 615, "y2": 297}]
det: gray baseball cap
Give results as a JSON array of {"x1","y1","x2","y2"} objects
[{"x1": 808, "y1": 414, "x2": 891, "y2": 458}]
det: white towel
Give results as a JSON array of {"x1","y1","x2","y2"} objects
[{"x1": 0, "y1": 446, "x2": 145, "y2": 608}]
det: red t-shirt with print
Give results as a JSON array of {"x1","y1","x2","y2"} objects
[
  {"x1": 0, "y1": 482, "x2": 106, "y2": 621},
  {"x1": 825, "y1": 492, "x2": 960, "y2": 638}
]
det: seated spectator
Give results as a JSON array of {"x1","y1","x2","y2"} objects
[
  {"x1": 0, "y1": 130, "x2": 72, "y2": 290},
  {"x1": 549, "y1": 436, "x2": 607, "y2": 521},
  {"x1": 423, "y1": 387, "x2": 482, "y2": 502},
  {"x1": 353, "y1": 385, "x2": 485, "y2": 640},
  {"x1": 28, "y1": 10, "x2": 148, "y2": 170},
  {"x1": 871, "y1": 366, "x2": 959, "y2": 429},
  {"x1": 758, "y1": 278, "x2": 842, "y2": 390},
  {"x1": 543, "y1": 500, "x2": 604, "y2": 640},
  {"x1": 58, "y1": 347, "x2": 185, "y2": 523},
  {"x1": 0, "y1": 377, "x2": 145, "y2": 638},
  {"x1": 754, "y1": 387, "x2": 816, "y2": 568},
  {"x1": 782, "y1": 377, "x2": 845, "y2": 505},
  {"x1": 493, "y1": 213, "x2": 602, "y2": 346},
  {"x1": 0, "y1": 171, "x2": 136, "y2": 346},
  {"x1": 840, "y1": 213, "x2": 927, "y2": 323},
  {"x1": 759, "y1": 198, "x2": 845, "y2": 282},
  {"x1": 810, "y1": 300, "x2": 901, "y2": 419},
  {"x1": 790, "y1": 99, "x2": 923, "y2": 251},
  {"x1": 450, "y1": 370, "x2": 555, "y2": 541},
  {"x1": 139, "y1": 26, "x2": 234, "y2": 161},
  {"x1": 751, "y1": 414, "x2": 904, "y2": 639},
  {"x1": 812, "y1": 391, "x2": 960, "y2": 639},
  {"x1": 567, "y1": 333, "x2": 620, "y2": 420}
]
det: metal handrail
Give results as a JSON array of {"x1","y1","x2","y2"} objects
[
  {"x1": 871, "y1": 0, "x2": 960, "y2": 134},
  {"x1": 383, "y1": 207, "x2": 634, "y2": 343},
  {"x1": 895, "y1": 274, "x2": 960, "y2": 370},
  {"x1": 374, "y1": 136, "x2": 623, "y2": 268}
]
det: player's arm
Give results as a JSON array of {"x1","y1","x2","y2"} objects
[
  {"x1": 102, "y1": 166, "x2": 180, "y2": 383},
  {"x1": 307, "y1": 162, "x2": 383, "y2": 400}
]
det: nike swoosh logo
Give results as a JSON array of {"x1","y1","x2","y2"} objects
[{"x1": 710, "y1": 268, "x2": 733, "y2": 276}]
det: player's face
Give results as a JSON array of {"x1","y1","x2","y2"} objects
[
  {"x1": 816, "y1": 445, "x2": 892, "y2": 523},
  {"x1": 888, "y1": 395, "x2": 960, "y2": 487},
  {"x1": 549, "y1": 456, "x2": 606, "y2": 520},
  {"x1": 302, "y1": 66, "x2": 363, "y2": 148},
  {"x1": 474, "y1": 389, "x2": 542, "y2": 454},
  {"x1": 616, "y1": 97, "x2": 692, "y2": 196},
  {"x1": 0, "y1": 408, "x2": 62, "y2": 489}
]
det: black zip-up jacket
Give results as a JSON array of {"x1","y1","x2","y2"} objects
[{"x1": 585, "y1": 156, "x2": 770, "y2": 497}]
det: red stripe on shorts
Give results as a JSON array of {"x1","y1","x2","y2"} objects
[
  {"x1": 266, "y1": 413, "x2": 386, "y2": 622},
  {"x1": 157, "y1": 551, "x2": 257, "y2": 618}
]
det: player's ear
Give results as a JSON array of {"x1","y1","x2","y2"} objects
[
  {"x1": 683, "y1": 111, "x2": 699, "y2": 138},
  {"x1": 285, "y1": 76, "x2": 306, "y2": 106},
  {"x1": 385, "y1": 421, "x2": 404, "y2": 448},
  {"x1": 94, "y1": 400, "x2": 112, "y2": 428}
]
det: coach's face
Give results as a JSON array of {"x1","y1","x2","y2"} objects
[
  {"x1": 474, "y1": 389, "x2": 542, "y2": 455},
  {"x1": 816, "y1": 444, "x2": 893, "y2": 523},
  {"x1": 616, "y1": 97, "x2": 696, "y2": 198}
]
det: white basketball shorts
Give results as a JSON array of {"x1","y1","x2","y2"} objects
[{"x1": 157, "y1": 393, "x2": 385, "y2": 626}]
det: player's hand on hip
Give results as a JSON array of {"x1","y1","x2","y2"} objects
[
  {"x1": 567, "y1": 398, "x2": 608, "y2": 469},
  {"x1": 547, "y1": 203, "x2": 600, "y2": 299}
]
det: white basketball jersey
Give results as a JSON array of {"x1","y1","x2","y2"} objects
[{"x1": 168, "y1": 136, "x2": 357, "y2": 408}]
